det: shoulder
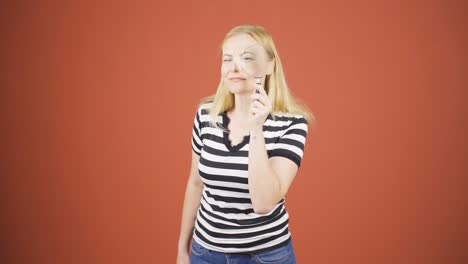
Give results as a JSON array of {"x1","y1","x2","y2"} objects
[
  {"x1": 194, "y1": 101, "x2": 222, "y2": 129},
  {"x1": 270, "y1": 112, "x2": 308, "y2": 128},
  {"x1": 195, "y1": 101, "x2": 213, "y2": 115},
  {"x1": 194, "y1": 101, "x2": 212, "y2": 119}
]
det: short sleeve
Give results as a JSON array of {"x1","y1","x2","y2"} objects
[
  {"x1": 269, "y1": 116, "x2": 308, "y2": 168},
  {"x1": 191, "y1": 107, "x2": 204, "y2": 156}
]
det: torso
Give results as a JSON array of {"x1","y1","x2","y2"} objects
[{"x1": 192, "y1": 102, "x2": 308, "y2": 254}]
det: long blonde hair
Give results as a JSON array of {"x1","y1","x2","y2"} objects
[{"x1": 198, "y1": 24, "x2": 315, "y2": 130}]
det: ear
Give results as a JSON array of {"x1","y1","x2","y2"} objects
[{"x1": 266, "y1": 59, "x2": 275, "y2": 75}]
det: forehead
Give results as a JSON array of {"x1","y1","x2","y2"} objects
[{"x1": 222, "y1": 34, "x2": 262, "y2": 54}]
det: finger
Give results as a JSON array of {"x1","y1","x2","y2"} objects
[
  {"x1": 251, "y1": 93, "x2": 261, "y2": 100},
  {"x1": 251, "y1": 93, "x2": 266, "y2": 102},
  {"x1": 251, "y1": 93, "x2": 269, "y2": 107},
  {"x1": 252, "y1": 100, "x2": 266, "y2": 109},
  {"x1": 250, "y1": 107, "x2": 265, "y2": 114}
]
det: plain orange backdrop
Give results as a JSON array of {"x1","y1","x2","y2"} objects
[{"x1": 2, "y1": 0, "x2": 467, "y2": 263}]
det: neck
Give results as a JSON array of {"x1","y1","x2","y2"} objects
[{"x1": 229, "y1": 93, "x2": 251, "y2": 121}]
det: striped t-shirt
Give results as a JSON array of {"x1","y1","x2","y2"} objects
[{"x1": 191, "y1": 102, "x2": 308, "y2": 254}]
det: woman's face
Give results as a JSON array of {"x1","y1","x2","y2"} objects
[{"x1": 221, "y1": 34, "x2": 274, "y2": 95}]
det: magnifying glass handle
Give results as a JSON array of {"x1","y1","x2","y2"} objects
[{"x1": 254, "y1": 77, "x2": 262, "y2": 94}]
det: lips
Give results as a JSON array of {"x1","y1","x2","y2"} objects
[{"x1": 229, "y1": 77, "x2": 246, "y2": 81}]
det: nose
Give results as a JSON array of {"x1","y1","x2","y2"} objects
[{"x1": 230, "y1": 57, "x2": 242, "y2": 72}]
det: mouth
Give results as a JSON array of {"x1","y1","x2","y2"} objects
[{"x1": 229, "y1": 78, "x2": 246, "y2": 81}]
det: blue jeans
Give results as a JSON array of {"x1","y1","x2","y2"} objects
[{"x1": 190, "y1": 238, "x2": 297, "y2": 264}]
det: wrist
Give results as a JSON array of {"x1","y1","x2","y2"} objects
[
  {"x1": 249, "y1": 126, "x2": 263, "y2": 138},
  {"x1": 178, "y1": 239, "x2": 190, "y2": 252}
]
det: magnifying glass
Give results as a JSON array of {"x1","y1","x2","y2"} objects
[
  {"x1": 238, "y1": 51, "x2": 268, "y2": 94},
  {"x1": 221, "y1": 47, "x2": 268, "y2": 93}
]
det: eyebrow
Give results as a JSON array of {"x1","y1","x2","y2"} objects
[{"x1": 223, "y1": 51, "x2": 255, "y2": 57}]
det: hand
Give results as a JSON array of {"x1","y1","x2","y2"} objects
[
  {"x1": 176, "y1": 251, "x2": 190, "y2": 264},
  {"x1": 248, "y1": 82, "x2": 272, "y2": 131}
]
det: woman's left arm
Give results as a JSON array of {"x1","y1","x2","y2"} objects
[
  {"x1": 248, "y1": 126, "x2": 300, "y2": 214},
  {"x1": 247, "y1": 87, "x2": 304, "y2": 214}
]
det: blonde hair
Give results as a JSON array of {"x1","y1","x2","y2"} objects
[{"x1": 198, "y1": 24, "x2": 316, "y2": 130}]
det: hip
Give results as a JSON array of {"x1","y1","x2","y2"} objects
[{"x1": 190, "y1": 237, "x2": 297, "y2": 264}]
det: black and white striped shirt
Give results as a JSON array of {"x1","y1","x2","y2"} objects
[{"x1": 191, "y1": 102, "x2": 308, "y2": 254}]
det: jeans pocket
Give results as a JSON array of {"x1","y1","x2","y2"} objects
[
  {"x1": 254, "y1": 241, "x2": 292, "y2": 264},
  {"x1": 191, "y1": 239, "x2": 208, "y2": 257}
]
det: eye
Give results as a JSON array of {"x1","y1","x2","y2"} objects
[
  {"x1": 223, "y1": 59, "x2": 232, "y2": 62},
  {"x1": 243, "y1": 57, "x2": 253, "y2": 60}
]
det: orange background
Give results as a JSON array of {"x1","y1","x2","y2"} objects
[{"x1": 2, "y1": 0, "x2": 467, "y2": 263}]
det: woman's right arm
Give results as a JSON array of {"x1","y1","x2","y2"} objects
[{"x1": 177, "y1": 150, "x2": 204, "y2": 263}]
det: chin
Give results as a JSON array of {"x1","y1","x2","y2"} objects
[{"x1": 225, "y1": 83, "x2": 253, "y2": 95}]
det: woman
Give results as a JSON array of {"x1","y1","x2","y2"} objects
[{"x1": 177, "y1": 24, "x2": 314, "y2": 264}]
